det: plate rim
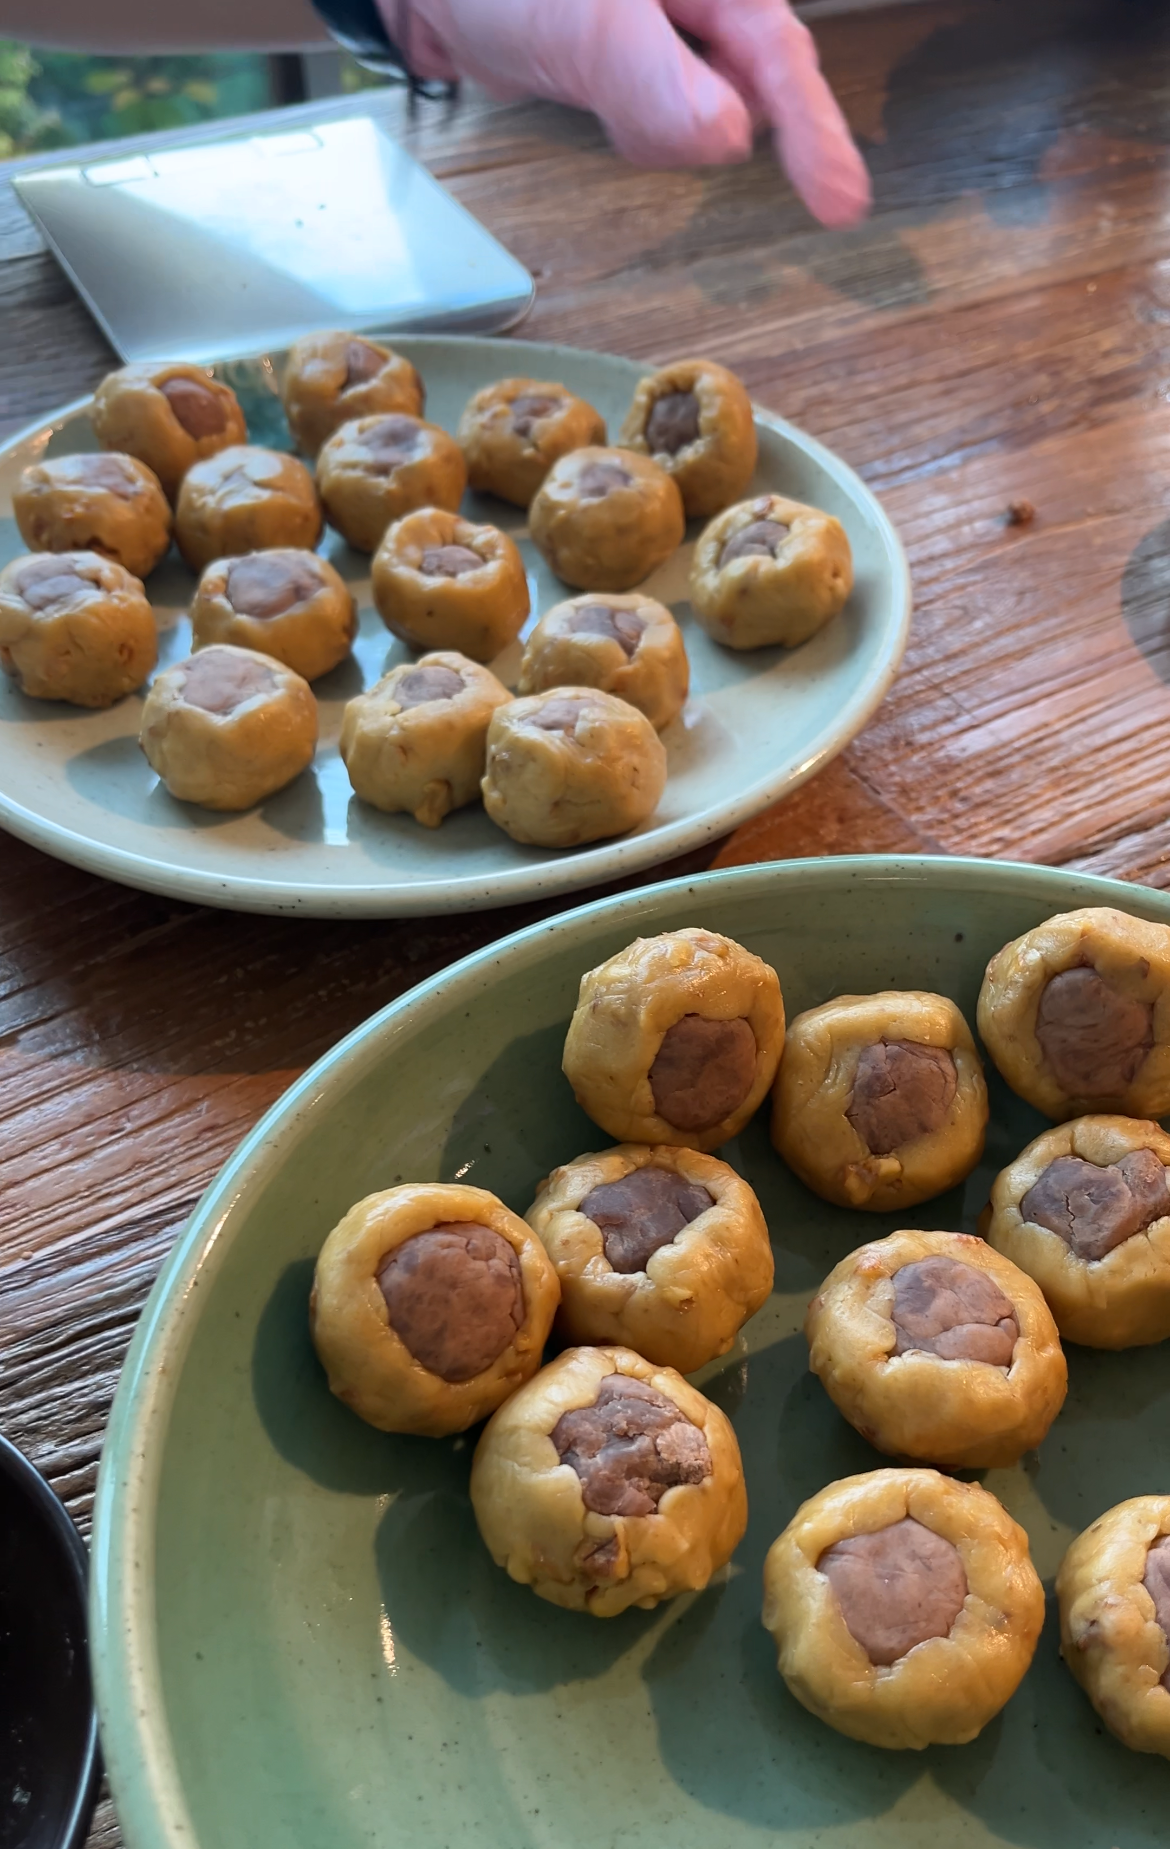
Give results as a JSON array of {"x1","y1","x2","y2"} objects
[
  {"x1": 0, "y1": 335, "x2": 912, "y2": 917},
  {"x1": 90, "y1": 851, "x2": 1170, "y2": 1849}
]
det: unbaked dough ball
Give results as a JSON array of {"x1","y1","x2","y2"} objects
[
  {"x1": 1057, "y1": 1496, "x2": 1170, "y2": 1759},
  {"x1": 457, "y1": 376, "x2": 606, "y2": 507},
  {"x1": 310, "y1": 1181, "x2": 560, "y2": 1437},
  {"x1": 985, "y1": 1114, "x2": 1170, "y2": 1347},
  {"x1": 190, "y1": 549, "x2": 355, "y2": 682},
  {"x1": 526, "y1": 1144, "x2": 773, "y2": 1373},
  {"x1": 174, "y1": 447, "x2": 322, "y2": 574},
  {"x1": 481, "y1": 687, "x2": 667, "y2": 848},
  {"x1": 563, "y1": 928, "x2": 785, "y2": 1152},
  {"x1": 762, "y1": 1466, "x2": 1045, "y2": 1749},
  {"x1": 771, "y1": 990, "x2": 988, "y2": 1211},
  {"x1": 977, "y1": 907, "x2": 1170, "y2": 1119},
  {"x1": 317, "y1": 414, "x2": 466, "y2": 553},
  {"x1": 139, "y1": 644, "x2": 316, "y2": 810},
  {"x1": 517, "y1": 592, "x2": 688, "y2": 731},
  {"x1": 805, "y1": 1228, "x2": 1067, "y2": 1469},
  {"x1": 469, "y1": 1344, "x2": 747, "y2": 1615},
  {"x1": 281, "y1": 331, "x2": 424, "y2": 455},
  {"x1": 690, "y1": 493, "x2": 853, "y2": 649},
  {"x1": 14, "y1": 452, "x2": 172, "y2": 580},
  {"x1": 0, "y1": 551, "x2": 156, "y2": 707},
  {"x1": 371, "y1": 508, "x2": 529, "y2": 661},
  {"x1": 619, "y1": 357, "x2": 757, "y2": 518},
  {"x1": 91, "y1": 362, "x2": 247, "y2": 501},
  {"x1": 340, "y1": 651, "x2": 510, "y2": 827},
  {"x1": 528, "y1": 447, "x2": 685, "y2": 592}
]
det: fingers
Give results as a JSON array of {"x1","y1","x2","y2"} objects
[
  {"x1": 669, "y1": 0, "x2": 871, "y2": 226},
  {"x1": 574, "y1": 0, "x2": 754, "y2": 168}
]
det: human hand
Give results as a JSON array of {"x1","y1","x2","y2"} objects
[{"x1": 386, "y1": 0, "x2": 871, "y2": 229}]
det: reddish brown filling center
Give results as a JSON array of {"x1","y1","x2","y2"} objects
[
  {"x1": 565, "y1": 603, "x2": 646, "y2": 657},
  {"x1": 580, "y1": 1166, "x2": 714, "y2": 1273},
  {"x1": 1144, "y1": 1535, "x2": 1170, "y2": 1691},
  {"x1": 649, "y1": 1014, "x2": 757, "y2": 1133},
  {"x1": 1020, "y1": 1149, "x2": 1170, "y2": 1261},
  {"x1": 1035, "y1": 966, "x2": 1153, "y2": 1095},
  {"x1": 396, "y1": 665, "x2": 464, "y2": 707},
  {"x1": 419, "y1": 544, "x2": 483, "y2": 578},
  {"x1": 892, "y1": 1255, "x2": 1019, "y2": 1366},
  {"x1": 577, "y1": 460, "x2": 633, "y2": 500},
  {"x1": 645, "y1": 390, "x2": 700, "y2": 455},
  {"x1": 160, "y1": 376, "x2": 228, "y2": 439},
  {"x1": 14, "y1": 557, "x2": 95, "y2": 610},
  {"x1": 227, "y1": 553, "x2": 321, "y2": 619},
  {"x1": 719, "y1": 519, "x2": 788, "y2": 567},
  {"x1": 343, "y1": 340, "x2": 385, "y2": 389},
  {"x1": 529, "y1": 697, "x2": 587, "y2": 734},
  {"x1": 846, "y1": 1041, "x2": 958, "y2": 1155},
  {"x1": 62, "y1": 454, "x2": 139, "y2": 498},
  {"x1": 376, "y1": 1222, "x2": 523, "y2": 1382},
  {"x1": 180, "y1": 649, "x2": 277, "y2": 715},
  {"x1": 359, "y1": 415, "x2": 424, "y2": 473},
  {"x1": 511, "y1": 393, "x2": 562, "y2": 438},
  {"x1": 552, "y1": 1374, "x2": 711, "y2": 1517},
  {"x1": 819, "y1": 1517, "x2": 968, "y2": 1666}
]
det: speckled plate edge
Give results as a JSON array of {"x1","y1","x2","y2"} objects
[
  {"x1": 0, "y1": 336, "x2": 911, "y2": 917},
  {"x1": 89, "y1": 852, "x2": 1170, "y2": 1849}
]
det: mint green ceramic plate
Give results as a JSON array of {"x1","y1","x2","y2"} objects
[
  {"x1": 0, "y1": 337, "x2": 909, "y2": 917},
  {"x1": 92, "y1": 857, "x2": 1170, "y2": 1849}
]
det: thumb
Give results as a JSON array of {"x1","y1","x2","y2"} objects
[{"x1": 582, "y1": 0, "x2": 753, "y2": 169}]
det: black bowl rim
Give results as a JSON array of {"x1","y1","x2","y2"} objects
[{"x1": 0, "y1": 1430, "x2": 103, "y2": 1849}]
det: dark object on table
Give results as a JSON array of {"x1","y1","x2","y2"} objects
[
  {"x1": 1006, "y1": 500, "x2": 1035, "y2": 526},
  {"x1": 309, "y1": 0, "x2": 458, "y2": 99},
  {"x1": 0, "y1": 1432, "x2": 100, "y2": 1849}
]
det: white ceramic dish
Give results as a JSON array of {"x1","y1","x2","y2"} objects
[{"x1": 0, "y1": 338, "x2": 910, "y2": 917}]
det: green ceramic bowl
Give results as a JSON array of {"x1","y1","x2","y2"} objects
[{"x1": 92, "y1": 856, "x2": 1170, "y2": 1849}]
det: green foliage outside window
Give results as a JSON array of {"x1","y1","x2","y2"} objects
[{"x1": 0, "y1": 43, "x2": 272, "y2": 156}]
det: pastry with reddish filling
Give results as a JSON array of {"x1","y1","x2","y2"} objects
[
  {"x1": 190, "y1": 548, "x2": 356, "y2": 682},
  {"x1": 340, "y1": 651, "x2": 510, "y2": 827},
  {"x1": 14, "y1": 451, "x2": 172, "y2": 580},
  {"x1": 689, "y1": 493, "x2": 852, "y2": 649},
  {"x1": 317, "y1": 414, "x2": 466, "y2": 553},
  {"x1": 174, "y1": 446, "x2": 321, "y2": 573},
  {"x1": 139, "y1": 643, "x2": 317, "y2": 809},
  {"x1": 1058, "y1": 1496, "x2": 1170, "y2": 1759},
  {"x1": 0, "y1": 550, "x2": 156, "y2": 706},
  {"x1": 517, "y1": 591, "x2": 688, "y2": 731},
  {"x1": 457, "y1": 376, "x2": 606, "y2": 506},
  {"x1": 371, "y1": 509, "x2": 528, "y2": 662},
  {"x1": 528, "y1": 447, "x2": 684, "y2": 592},
  {"x1": 481, "y1": 687, "x2": 667, "y2": 848},
  {"x1": 281, "y1": 332, "x2": 424, "y2": 455},
  {"x1": 91, "y1": 362, "x2": 247, "y2": 501},
  {"x1": 619, "y1": 357, "x2": 757, "y2": 517}
]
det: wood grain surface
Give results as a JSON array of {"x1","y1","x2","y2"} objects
[{"x1": 3, "y1": 2, "x2": 1170, "y2": 1836}]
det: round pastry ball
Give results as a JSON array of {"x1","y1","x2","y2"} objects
[
  {"x1": 984, "y1": 1113, "x2": 1170, "y2": 1347},
  {"x1": 517, "y1": 592, "x2": 688, "y2": 731},
  {"x1": 771, "y1": 990, "x2": 988, "y2": 1211},
  {"x1": 457, "y1": 376, "x2": 606, "y2": 507},
  {"x1": 281, "y1": 331, "x2": 424, "y2": 455},
  {"x1": 977, "y1": 907, "x2": 1170, "y2": 1119},
  {"x1": 563, "y1": 927, "x2": 785, "y2": 1153},
  {"x1": 469, "y1": 1344, "x2": 747, "y2": 1615},
  {"x1": 619, "y1": 357, "x2": 757, "y2": 518},
  {"x1": 481, "y1": 687, "x2": 666, "y2": 848},
  {"x1": 805, "y1": 1228, "x2": 1067, "y2": 1469},
  {"x1": 371, "y1": 508, "x2": 529, "y2": 662},
  {"x1": 762, "y1": 1466, "x2": 1045, "y2": 1749},
  {"x1": 528, "y1": 446, "x2": 685, "y2": 592},
  {"x1": 690, "y1": 494, "x2": 853, "y2": 650},
  {"x1": 317, "y1": 414, "x2": 466, "y2": 553},
  {"x1": 190, "y1": 549, "x2": 356, "y2": 682},
  {"x1": 91, "y1": 362, "x2": 247, "y2": 501},
  {"x1": 0, "y1": 551, "x2": 156, "y2": 707},
  {"x1": 310, "y1": 1181, "x2": 560, "y2": 1437},
  {"x1": 175, "y1": 446, "x2": 322, "y2": 574},
  {"x1": 14, "y1": 451, "x2": 172, "y2": 580},
  {"x1": 341, "y1": 651, "x2": 511, "y2": 827},
  {"x1": 139, "y1": 644, "x2": 316, "y2": 810},
  {"x1": 1057, "y1": 1496, "x2": 1170, "y2": 1759},
  {"x1": 526, "y1": 1144, "x2": 773, "y2": 1373}
]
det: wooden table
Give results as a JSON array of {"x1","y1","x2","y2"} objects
[{"x1": 3, "y1": 1, "x2": 1170, "y2": 1836}]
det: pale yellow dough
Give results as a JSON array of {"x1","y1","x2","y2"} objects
[
  {"x1": 977, "y1": 907, "x2": 1170, "y2": 1118},
  {"x1": 517, "y1": 592, "x2": 689, "y2": 731},
  {"x1": 770, "y1": 990, "x2": 988, "y2": 1210},
  {"x1": 689, "y1": 494, "x2": 852, "y2": 649},
  {"x1": 528, "y1": 447, "x2": 685, "y2": 592},
  {"x1": 91, "y1": 362, "x2": 247, "y2": 501},
  {"x1": 619, "y1": 357, "x2": 757, "y2": 518},
  {"x1": 174, "y1": 447, "x2": 322, "y2": 573},
  {"x1": 280, "y1": 331, "x2": 424, "y2": 455},
  {"x1": 0, "y1": 550, "x2": 156, "y2": 706},
  {"x1": 481, "y1": 688, "x2": 667, "y2": 848},
  {"x1": 762, "y1": 1467, "x2": 1045, "y2": 1749},
  {"x1": 1057, "y1": 1496, "x2": 1170, "y2": 1758},
  {"x1": 526, "y1": 1144, "x2": 773, "y2": 1373},
  {"x1": 805, "y1": 1228, "x2": 1067, "y2": 1468},
  {"x1": 457, "y1": 376, "x2": 607, "y2": 507},
  {"x1": 139, "y1": 644, "x2": 317, "y2": 810},
  {"x1": 985, "y1": 1114, "x2": 1170, "y2": 1347},
  {"x1": 469, "y1": 1344, "x2": 747, "y2": 1615},
  {"x1": 371, "y1": 507, "x2": 529, "y2": 661},
  {"x1": 190, "y1": 550, "x2": 356, "y2": 682},
  {"x1": 317, "y1": 415, "x2": 467, "y2": 553},
  {"x1": 562, "y1": 927, "x2": 785, "y2": 1152},
  {"x1": 340, "y1": 651, "x2": 511, "y2": 826},
  {"x1": 14, "y1": 452, "x2": 172, "y2": 580},
  {"x1": 310, "y1": 1182, "x2": 560, "y2": 1437}
]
